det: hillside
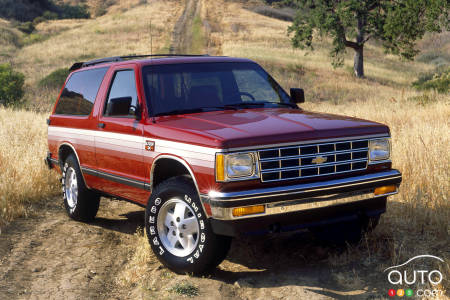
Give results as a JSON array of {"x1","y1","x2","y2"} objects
[
  {"x1": 0, "y1": 0, "x2": 449, "y2": 299},
  {"x1": 1, "y1": 0, "x2": 182, "y2": 110}
]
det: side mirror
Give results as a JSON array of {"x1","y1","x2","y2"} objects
[
  {"x1": 107, "y1": 97, "x2": 132, "y2": 116},
  {"x1": 290, "y1": 88, "x2": 305, "y2": 103}
]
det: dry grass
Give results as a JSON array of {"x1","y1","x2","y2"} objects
[
  {"x1": 213, "y1": 2, "x2": 450, "y2": 295},
  {"x1": 218, "y1": 2, "x2": 449, "y2": 247},
  {"x1": 0, "y1": 108, "x2": 59, "y2": 228},
  {"x1": 15, "y1": 0, "x2": 181, "y2": 85},
  {"x1": 305, "y1": 96, "x2": 450, "y2": 245},
  {"x1": 0, "y1": 0, "x2": 182, "y2": 111},
  {"x1": 118, "y1": 1, "x2": 449, "y2": 295},
  {"x1": 0, "y1": 0, "x2": 448, "y2": 297}
]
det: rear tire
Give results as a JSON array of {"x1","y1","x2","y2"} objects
[
  {"x1": 62, "y1": 154, "x2": 100, "y2": 222},
  {"x1": 145, "y1": 176, "x2": 231, "y2": 275}
]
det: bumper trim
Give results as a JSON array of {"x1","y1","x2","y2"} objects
[
  {"x1": 211, "y1": 190, "x2": 397, "y2": 220},
  {"x1": 205, "y1": 170, "x2": 401, "y2": 202},
  {"x1": 202, "y1": 170, "x2": 401, "y2": 206}
]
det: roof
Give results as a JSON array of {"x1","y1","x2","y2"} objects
[{"x1": 69, "y1": 54, "x2": 253, "y2": 71}]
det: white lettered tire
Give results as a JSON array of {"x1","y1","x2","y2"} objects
[{"x1": 145, "y1": 176, "x2": 231, "y2": 274}]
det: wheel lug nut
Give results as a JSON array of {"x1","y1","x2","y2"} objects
[
  {"x1": 172, "y1": 231, "x2": 176, "y2": 236},
  {"x1": 176, "y1": 217, "x2": 180, "y2": 222},
  {"x1": 182, "y1": 224, "x2": 186, "y2": 229},
  {"x1": 179, "y1": 233, "x2": 184, "y2": 238},
  {"x1": 170, "y1": 221, "x2": 174, "y2": 226}
]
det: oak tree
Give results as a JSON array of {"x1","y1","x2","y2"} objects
[{"x1": 287, "y1": 0, "x2": 449, "y2": 77}]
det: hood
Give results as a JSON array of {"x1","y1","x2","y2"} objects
[{"x1": 149, "y1": 108, "x2": 390, "y2": 149}]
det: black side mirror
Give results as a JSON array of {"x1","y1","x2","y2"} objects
[
  {"x1": 290, "y1": 88, "x2": 305, "y2": 103},
  {"x1": 134, "y1": 103, "x2": 142, "y2": 120},
  {"x1": 107, "y1": 97, "x2": 132, "y2": 116}
]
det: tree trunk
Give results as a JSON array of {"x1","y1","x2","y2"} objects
[
  {"x1": 354, "y1": 46, "x2": 364, "y2": 78},
  {"x1": 354, "y1": 11, "x2": 366, "y2": 78}
]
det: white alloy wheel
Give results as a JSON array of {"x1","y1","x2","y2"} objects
[
  {"x1": 64, "y1": 167, "x2": 78, "y2": 209},
  {"x1": 157, "y1": 198, "x2": 199, "y2": 257}
]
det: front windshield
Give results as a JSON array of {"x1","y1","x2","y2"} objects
[{"x1": 142, "y1": 62, "x2": 291, "y2": 116}]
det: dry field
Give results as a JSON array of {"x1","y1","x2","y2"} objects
[
  {"x1": 0, "y1": 0, "x2": 449, "y2": 299},
  {"x1": 0, "y1": 109, "x2": 59, "y2": 228}
]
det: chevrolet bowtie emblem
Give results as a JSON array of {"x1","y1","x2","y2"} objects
[{"x1": 312, "y1": 156, "x2": 327, "y2": 164}]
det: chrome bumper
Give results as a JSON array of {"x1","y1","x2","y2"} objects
[{"x1": 201, "y1": 170, "x2": 402, "y2": 220}]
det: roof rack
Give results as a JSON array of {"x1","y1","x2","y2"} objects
[{"x1": 69, "y1": 54, "x2": 210, "y2": 71}]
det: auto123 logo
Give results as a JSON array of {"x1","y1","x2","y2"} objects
[{"x1": 384, "y1": 255, "x2": 445, "y2": 297}]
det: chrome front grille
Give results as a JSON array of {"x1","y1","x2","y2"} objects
[{"x1": 258, "y1": 139, "x2": 369, "y2": 182}]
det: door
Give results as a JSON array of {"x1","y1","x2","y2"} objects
[{"x1": 93, "y1": 64, "x2": 148, "y2": 202}]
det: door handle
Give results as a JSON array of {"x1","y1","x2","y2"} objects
[{"x1": 98, "y1": 122, "x2": 105, "y2": 129}]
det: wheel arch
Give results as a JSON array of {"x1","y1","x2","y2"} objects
[
  {"x1": 150, "y1": 155, "x2": 201, "y2": 196},
  {"x1": 58, "y1": 142, "x2": 89, "y2": 188}
]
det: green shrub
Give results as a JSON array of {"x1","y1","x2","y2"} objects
[
  {"x1": 57, "y1": 4, "x2": 90, "y2": 19},
  {"x1": 17, "y1": 21, "x2": 35, "y2": 34},
  {"x1": 42, "y1": 10, "x2": 58, "y2": 20},
  {"x1": 0, "y1": 64, "x2": 25, "y2": 107},
  {"x1": 0, "y1": 0, "x2": 54, "y2": 22},
  {"x1": 21, "y1": 33, "x2": 47, "y2": 46},
  {"x1": 413, "y1": 67, "x2": 450, "y2": 93},
  {"x1": 39, "y1": 68, "x2": 70, "y2": 89},
  {"x1": 0, "y1": 0, "x2": 90, "y2": 22},
  {"x1": 32, "y1": 16, "x2": 47, "y2": 25}
]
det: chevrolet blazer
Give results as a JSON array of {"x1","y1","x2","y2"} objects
[{"x1": 46, "y1": 55, "x2": 402, "y2": 274}]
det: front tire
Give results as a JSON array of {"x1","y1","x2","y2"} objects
[
  {"x1": 62, "y1": 154, "x2": 100, "y2": 222},
  {"x1": 145, "y1": 176, "x2": 231, "y2": 275}
]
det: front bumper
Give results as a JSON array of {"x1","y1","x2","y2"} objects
[{"x1": 201, "y1": 170, "x2": 402, "y2": 236}]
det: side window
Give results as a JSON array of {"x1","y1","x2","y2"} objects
[
  {"x1": 104, "y1": 70, "x2": 138, "y2": 118},
  {"x1": 54, "y1": 67, "x2": 108, "y2": 115}
]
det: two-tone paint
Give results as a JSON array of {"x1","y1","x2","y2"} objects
[{"x1": 47, "y1": 56, "x2": 398, "y2": 214}]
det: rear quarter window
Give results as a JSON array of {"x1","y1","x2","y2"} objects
[{"x1": 54, "y1": 67, "x2": 108, "y2": 115}]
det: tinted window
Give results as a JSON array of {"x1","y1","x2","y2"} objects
[
  {"x1": 104, "y1": 70, "x2": 138, "y2": 117},
  {"x1": 54, "y1": 67, "x2": 108, "y2": 115},
  {"x1": 142, "y1": 62, "x2": 290, "y2": 116},
  {"x1": 233, "y1": 69, "x2": 280, "y2": 101}
]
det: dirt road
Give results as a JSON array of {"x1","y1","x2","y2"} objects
[
  {"x1": 0, "y1": 199, "x2": 142, "y2": 299},
  {"x1": 169, "y1": 0, "x2": 201, "y2": 54},
  {"x1": 0, "y1": 195, "x2": 393, "y2": 299}
]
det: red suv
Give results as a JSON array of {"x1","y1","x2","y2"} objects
[{"x1": 46, "y1": 55, "x2": 402, "y2": 274}]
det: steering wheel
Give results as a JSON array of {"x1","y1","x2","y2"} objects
[{"x1": 224, "y1": 91, "x2": 256, "y2": 102}]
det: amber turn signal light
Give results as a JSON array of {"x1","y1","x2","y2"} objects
[
  {"x1": 232, "y1": 205, "x2": 265, "y2": 217},
  {"x1": 374, "y1": 185, "x2": 397, "y2": 196},
  {"x1": 216, "y1": 154, "x2": 225, "y2": 181}
]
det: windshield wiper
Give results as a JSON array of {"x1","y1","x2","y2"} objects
[
  {"x1": 226, "y1": 101, "x2": 298, "y2": 109},
  {"x1": 153, "y1": 108, "x2": 204, "y2": 117},
  {"x1": 153, "y1": 105, "x2": 238, "y2": 117},
  {"x1": 226, "y1": 101, "x2": 268, "y2": 107},
  {"x1": 273, "y1": 102, "x2": 299, "y2": 109}
]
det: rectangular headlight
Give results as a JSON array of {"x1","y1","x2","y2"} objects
[
  {"x1": 369, "y1": 138, "x2": 390, "y2": 162},
  {"x1": 216, "y1": 152, "x2": 259, "y2": 182}
]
